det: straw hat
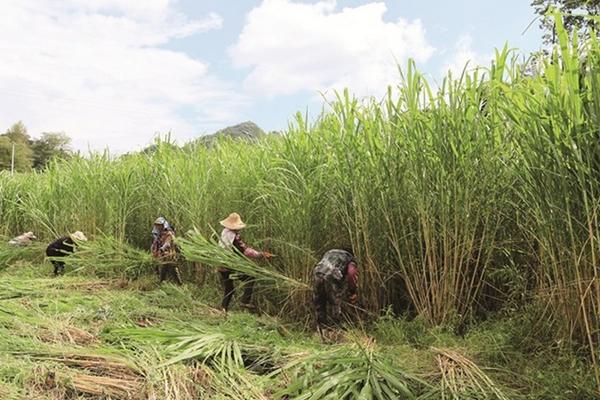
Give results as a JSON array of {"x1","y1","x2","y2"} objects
[
  {"x1": 70, "y1": 231, "x2": 88, "y2": 242},
  {"x1": 220, "y1": 213, "x2": 246, "y2": 230},
  {"x1": 24, "y1": 232, "x2": 36, "y2": 240},
  {"x1": 154, "y1": 217, "x2": 166, "y2": 225}
]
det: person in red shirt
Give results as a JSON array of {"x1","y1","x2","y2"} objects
[
  {"x1": 313, "y1": 249, "x2": 358, "y2": 333},
  {"x1": 218, "y1": 212, "x2": 272, "y2": 311}
]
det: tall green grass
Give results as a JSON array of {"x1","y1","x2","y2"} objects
[{"x1": 1, "y1": 13, "x2": 600, "y2": 388}]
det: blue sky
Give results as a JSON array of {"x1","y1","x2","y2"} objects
[{"x1": 0, "y1": 0, "x2": 543, "y2": 152}]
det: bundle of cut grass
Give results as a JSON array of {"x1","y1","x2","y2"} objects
[
  {"x1": 205, "y1": 365, "x2": 269, "y2": 400},
  {"x1": 70, "y1": 372, "x2": 145, "y2": 399},
  {"x1": 0, "y1": 281, "x2": 36, "y2": 300},
  {"x1": 113, "y1": 325, "x2": 274, "y2": 373},
  {"x1": 275, "y1": 341, "x2": 431, "y2": 399},
  {"x1": 14, "y1": 351, "x2": 146, "y2": 399},
  {"x1": 179, "y1": 229, "x2": 308, "y2": 291},
  {"x1": 60, "y1": 235, "x2": 160, "y2": 279},
  {"x1": 433, "y1": 347, "x2": 510, "y2": 400},
  {"x1": 16, "y1": 351, "x2": 144, "y2": 376},
  {"x1": 133, "y1": 347, "x2": 211, "y2": 400}
]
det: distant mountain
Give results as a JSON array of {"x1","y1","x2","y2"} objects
[
  {"x1": 192, "y1": 121, "x2": 266, "y2": 147},
  {"x1": 137, "y1": 121, "x2": 269, "y2": 155}
]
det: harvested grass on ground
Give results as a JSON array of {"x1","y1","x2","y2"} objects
[
  {"x1": 433, "y1": 347, "x2": 510, "y2": 400},
  {"x1": 0, "y1": 241, "x2": 46, "y2": 271},
  {"x1": 275, "y1": 338, "x2": 432, "y2": 399},
  {"x1": 15, "y1": 351, "x2": 146, "y2": 399}
]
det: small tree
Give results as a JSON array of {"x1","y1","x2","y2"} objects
[
  {"x1": 0, "y1": 122, "x2": 33, "y2": 172},
  {"x1": 31, "y1": 132, "x2": 72, "y2": 170},
  {"x1": 531, "y1": 0, "x2": 600, "y2": 45}
]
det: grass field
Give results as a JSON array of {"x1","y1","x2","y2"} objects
[
  {"x1": 2, "y1": 13, "x2": 600, "y2": 399},
  {"x1": 0, "y1": 252, "x2": 597, "y2": 399}
]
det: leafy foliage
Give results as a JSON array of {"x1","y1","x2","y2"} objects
[{"x1": 275, "y1": 342, "x2": 431, "y2": 400}]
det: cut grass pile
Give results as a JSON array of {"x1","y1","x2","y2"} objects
[{"x1": 0, "y1": 256, "x2": 597, "y2": 399}]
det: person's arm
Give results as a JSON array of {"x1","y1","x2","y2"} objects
[
  {"x1": 346, "y1": 261, "x2": 358, "y2": 299},
  {"x1": 151, "y1": 239, "x2": 160, "y2": 257},
  {"x1": 62, "y1": 238, "x2": 76, "y2": 254},
  {"x1": 159, "y1": 232, "x2": 173, "y2": 251},
  {"x1": 234, "y1": 235, "x2": 265, "y2": 259}
]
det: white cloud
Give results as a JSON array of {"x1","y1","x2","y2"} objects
[
  {"x1": 230, "y1": 0, "x2": 435, "y2": 98},
  {"x1": 0, "y1": 0, "x2": 242, "y2": 153},
  {"x1": 441, "y1": 35, "x2": 493, "y2": 77}
]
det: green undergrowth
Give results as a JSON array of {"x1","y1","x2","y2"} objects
[{"x1": 0, "y1": 259, "x2": 596, "y2": 399}]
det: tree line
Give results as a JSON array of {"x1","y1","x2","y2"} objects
[{"x1": 0, "y1": 122, "x2": 72, "y2": 172}]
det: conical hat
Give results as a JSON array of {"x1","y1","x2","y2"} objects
[
  {"x1": 219, "y1": 213, "x2": 246, "y2": 230},
  {"x1": 70, "y1": 231, "x2": 88, "y2": 242}
]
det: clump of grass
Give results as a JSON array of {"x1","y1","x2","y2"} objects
[
  {"x1": 432, "y1": 347, "x2": 510, "y2": 400},
  {"x1": 275, "y1": 339, "x2": 432, "y2": 399},
  {"x1": 206, "y1": 365, "x2": 270, "y2": 400},
  {"x1": 0, "y1": 240, "x2": 46, "y2": 271},
  {"x1": 0, "y1": 281, "x2": 37, "y2": 300},
  {"x1": 136, "y1": 348, "x2": 211, "y2": 400}
]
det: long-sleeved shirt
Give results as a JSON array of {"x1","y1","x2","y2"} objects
[
  {"x1": 151, "y1": 229, "x2": 177, "y2": 260},
  {"x1": 218, "y1": 228, "x2": 263, "y2": 272},
  {"x1": 46, "y1": 236, "x2": 75, "y2": 258}
]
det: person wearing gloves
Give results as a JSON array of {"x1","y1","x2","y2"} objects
[
  {"x1": 151, "y1": 217, "x2": 182, "y2": 285},
  {"x1": 218, "y1": 212, "x2": 273, "y2": 312},
  {"x1": 9, "y1": 231, "x2": 37, "y2": 246},
  {"x1": 46, "y1": 231, "x2": 88, "y2": 275},
  {"x1": 312, "y1": 248, "x2": 359, "y2": 334}
]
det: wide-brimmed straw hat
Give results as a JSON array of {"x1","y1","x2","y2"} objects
[
  {"x1": 220, "y1": 212, "x2": 246, "y2": 230},
  {"x1": 70, "y1": 231, "x2": 88, "y2": 242}
]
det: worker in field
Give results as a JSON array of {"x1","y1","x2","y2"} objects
[
  {"x1": 151, "y1": 217, "x2": 183, "y2": 285},
  {"x1": 218, "y1": 212, "x2": 273, "y2": 312},
  {"x1": 313, "y1": 248, "x2": 358, "y2": 335},
  {"x1": 46, "y1": 231, "x2": 88, "y2": 275},
  {"x1": 8, "y1": 231, "x2": 37, "y2": 246}
]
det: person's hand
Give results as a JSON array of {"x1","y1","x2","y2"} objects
[
  {"x1": 263, "y1": 251, "x2": 274, "y2": 260},
  {"x1": 349, "y1": 293, "x2": 358, "y2": 305}
]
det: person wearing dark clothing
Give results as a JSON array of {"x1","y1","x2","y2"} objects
[
  {"x1": 218, "y1": 212, "x2": 272, "y2": 311},
  {"x1": 46, "y1": 231, "x2": 87, "y2": 275},
  {"x1": 313, "y1": 249, "x2": 359, "y2": 331},
  {"x1": 151, "y1": 217, "x2": 182, "y2": 285}
]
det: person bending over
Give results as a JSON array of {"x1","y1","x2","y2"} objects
[
  {"x1": 46, "y1": 231, "x2": 88, "y2": 275},
  {"x1": 313, "y1": 248, "x2": 358, "y2": 334}
]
